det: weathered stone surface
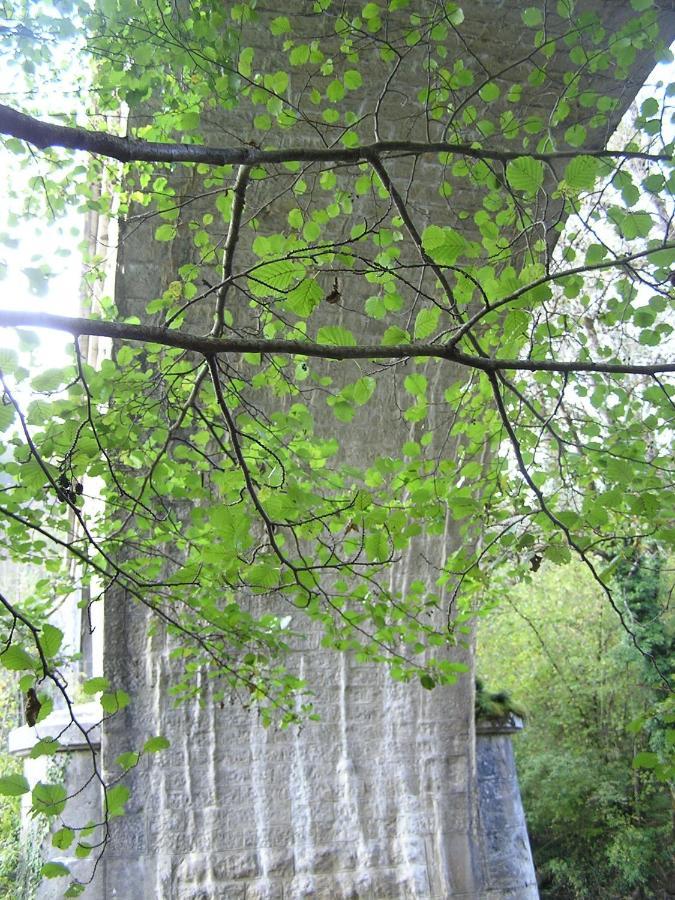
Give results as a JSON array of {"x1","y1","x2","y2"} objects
[
  {"x1": 476, "y1": 721, "x2": 538, "y2": 898},
  {"x1": 96, "y1": 3, "x2": 674, "y2": 898}
]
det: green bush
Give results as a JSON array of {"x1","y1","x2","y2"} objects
[{"x1": 479, "y1": 558, "x2": 673, "y2": 899}]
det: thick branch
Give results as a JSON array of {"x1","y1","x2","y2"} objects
[
  {"x1": 1, "y1": 310, "x2": 673, "y2": 375},
  {"x1": 1, "y1": 103, "x2": 671, "y2": 168}
]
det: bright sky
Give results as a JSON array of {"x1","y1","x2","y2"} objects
[{"x1": 0, "y1": 213, "x2": 81, "y2": 369}]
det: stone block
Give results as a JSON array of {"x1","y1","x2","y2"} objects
[{"x1": 212, "y1": 850, "x2": 260, "y2": 880}]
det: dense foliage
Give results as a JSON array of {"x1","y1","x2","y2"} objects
[
  {"x1": 0, "y1": 0, "x2": 673, "y2": 893},
  {"x1": 479, "y1": 558, "x2": 673, "y2": 899}
]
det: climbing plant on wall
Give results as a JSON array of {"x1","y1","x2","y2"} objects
[{"x1": 0, "y1": 0, "x2": 673, "y2": 893}]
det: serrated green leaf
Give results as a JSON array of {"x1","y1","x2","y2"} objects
[
  {"x1": 414, "y1": 306, "x2": 440, "y2": 339},
  {"x1": 0, "y1": 404, "x2": 15, "y2": 432},
  {"x1": 154, "y1": 224, "x2": 176, "y2": 242},
  {"x1": 82, "y1": 677, "x2": 109, "y2": 695},
  {"x1": 351, "y1": 376, "x2": 376, "y2": 405},
  {"x1": 30, "y1": 738, "x2": 60, "y2": 758},
  {"x1": 522, "y1": 7, "x2": 543, "y2": 26},
  {"x1": 563, "y1": 155, "x2": 599, "y2": 192},
  {"x1": 41, "y1": 862, "x2": 70, "y2": 879},
  {"x1": 404, "y1": 374, "x2": 428, "y2": 397},
  {"x1": 344, "y1": 69, "x2": 362, "y2": 90},
  {"x1": 52, "y1": 827, "x2": 75, "y2": 850},
  {"x1": 382, "y1": 326, "x2": 410, "y2": 346},
  {"x1": 286, "y1": 279, "x2": 322, "y2": 317},
  {"x1": 0, "y1": 348, "x2": 18, "y2": 372},
  {"x1": 32, "y1": 781, "x2": 67, "y2": 816},
  {"x1": 506, "y1": 157, "x2": 544, "y2": 195},
  {"x1": 0, "y1": 645, "x2": 36, "y2": 671},
  {"x1": 316, "y1": 326, "x2": 356, "y2": 346},
  {"x1": 41, "y1": 623, "x2": 63, "y2": 658},
  {"x1": 564, "y1": 124, "x2": 587, "y2": 148},
  {"x1": 327, "y1": 79, "x2": 344, "y2": 102},
  {"x1": 101, "y1": 690, "x2": 130, "y2": 714},
  {"x1": 107, "y1": 784, "x2": 130, "y2": 817},
  {"x1": 421, "y1": 225, "x2": 467, "y2": 264},
  {"x1": 364, "y1": 296, "x2": 386, "y2": 319},
  {"x1": 143, "y1": 735, "x2": 171, "y2": 753},
  {"x1": 270, "y1": 16, "x2": 291, "y2": 35},
  {"x1": 0, "y1": 773, "x2": 30, "y2": 796}
]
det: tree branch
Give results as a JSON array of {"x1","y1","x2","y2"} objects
[
  {"x1": 0, "y1": 310, "x2": 672, "y2": 375},
  {"x1": 1, "y1": 103, "x2": 672, "y2": 168}
]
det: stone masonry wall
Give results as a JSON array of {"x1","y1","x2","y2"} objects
[{"x1": 99, "y1": 4, "x2": 673, "y2": 898}]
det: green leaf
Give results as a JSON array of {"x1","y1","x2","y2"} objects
[
  {"x1": 82, "y1": 677, "x2": 109, "y2": 695},
  {"x1": 289, "y1": 44, "x2": 310, "y2": 66},
  {"x1": 29, "y1": 738, "x2": 60, "y2": 758},
  {"x1": 564, "y1": 124, "x2": 587, "y2": 148},
  {"x1": 107, "y1": 784, "x2": 130, "y2": 818},
  {"x1": 154, "y1": 224, "x2": 176, "y2": 242},
  {"x1": 41, "y1": 862, "x2": 70, "y2": 879},
  {"x1": 36, "y1": 696, "x2": 53, "y2": 724},
  {"x1": 421, "y1": 225, "x2": 467, "y2": 264},
  {"x1": 633, "y1": 751, "x2": 659, "y2": 769},
  {"x1": 52, "y1": 828, "x2": 75, "y2": 850},
  {"x1": 177, "y1": 111, "x2": 200, "y2": 131},
  {"x1": 506, "y1": 157, "x2": 544, "y2": 195},
  {"x1": 351, "y1": 376, "x2": 376, "y2": 405},
  {"x1": 522, "y1": 7, "x2": 543, "y2": 26},
  {"x1": 382, "y1": 326, "x2": 410, "y2": 345},
  {"x1": 270, "y1": 16, "x2": 291, "y2": 35},
  {"x1": 364, "y1": 295, "x2": 386, "y2": 318},
  {"x1": 327, "y1": 79, "x2": 344, "y2": 102},
  {"x1": 115, "y1": 751, "x2": 140, "y2": 771},
  {"x1": 41, "y1": 623, "x2": 63, "y2": 658},
  {"x1": 365, "y1": 530, "x2": 389, "y2": 561},
  {"x1": 75, "y1": 842, "x2": 94, "y2": 859},
  {"x1": 248, "y1": 561, "x2": 280, "y2": 589},
  {"x1": 563, "y1": 156, "x2": 599, "y2": 192},
  {"x1": 404, "y1": 373, "x2": 428, "y2": 397},
  {"x1": 0, "y1": 774, "x2": 30, "y2": 796},
  {"x1": 344, "y1": 70, "x2": 362, "y2": 90},
  {"x1": 414, "y1": 306, "x2": 440, "y2": 339},
  {"x1": 31, "y1": 367, "x2": 72, "y2": 391},
  {"x1": 286, "y1": 278, "x2": 322, "y2": 317},
  {"x1": 0, "y1": 404, "x2": 15, "y2": 432},
  {"x1": 479, "y1": 82, "x2": 500, "y2": 102},
  {"x1": 143, "y1": 735, "x2": 171, "y2": 753},
  {"x1": 0, "y1": 347, "x2": 18, "y2": 372},
  {"x1": 101, "y1": 690, "x2": 131, "y2": 714},
  {"x1": 316, "y1": 326, "x2": 356, "y2": 346},
  {"x1": 0, "y1": 645, "x2": 36, "y2": 671},
  {"x1": 32, "y1": 782, "x2": 67, "y2": 816}
]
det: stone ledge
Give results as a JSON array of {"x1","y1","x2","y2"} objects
[
  {"x1": 8, "y1": 702, "x2": 101, "y2": 756},
  {"x1": 476, "y1": 714, "x2": 524, "y2": 736}
]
